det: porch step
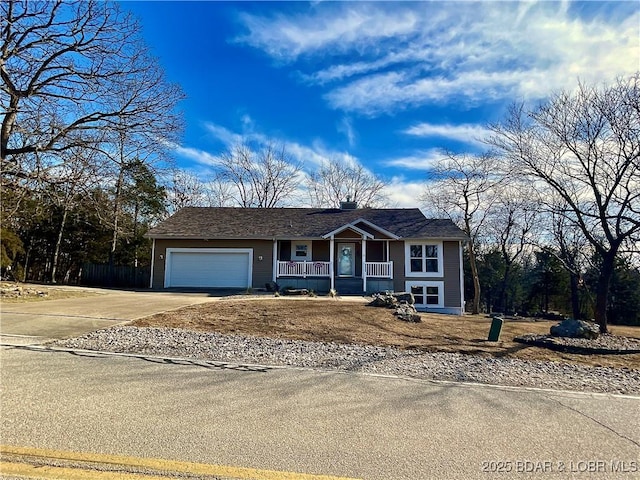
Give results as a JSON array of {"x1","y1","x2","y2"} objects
[{"x1": 334, "y1": 278, "x2": 364, "y2": 295}]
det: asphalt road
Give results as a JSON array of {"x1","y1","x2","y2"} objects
[
  {"x1": 0, "y1": 287, "x2": 219, "y2": 345},
  {"x1": 1, "y1": 346, "x2": 639, "y2": 480}
]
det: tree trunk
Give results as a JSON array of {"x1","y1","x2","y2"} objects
[
  {"x1": 569, "y1": 272, "x2": 581, "y2": 320},
  {"x1": 133, "y1": 201, "x2": 139, "y2": 268},
  {"x1": 468, "y1": 243, "x2": 481, "y2": 314},
  {"x1": 594, "y1": 251, "x2": 616, "y2": 333},
  {"x1": 22, "y1": 243, "x2": 31, "y2": 282},
  {"x1": 110, "y1": 163, "x2": 126, "y2": 267},
  {"x1": 50, "y1": 205, "x2": 69, "y2": 283},
  {"x1": 497, "y1": 262, "x2": 512, "y2": 313}
]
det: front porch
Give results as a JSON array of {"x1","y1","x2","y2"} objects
[{"x1": 273, "y1": 236, "x2": 395, "y2": 294}]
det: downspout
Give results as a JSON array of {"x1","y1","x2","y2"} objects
[
  {"x1": 329, "y1": 235, "x2": 335, "y2": 291},
  {"x1": 459, "y1": 240, "x2": 465, "y2": 315},
  {"x1": 149, "y1": 238, "x2": 156, "y2": 289}
]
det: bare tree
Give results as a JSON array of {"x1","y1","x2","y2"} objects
[
  {"x1": 421, "y1": 152, "x2": 505, "y2": 314},
  {"x1": 204, "y1": 174, "x2": 235, "y2": 208},
  {"x1": 46, "y1": 147, "x2": 105, "y2": 282},
  {"x1": 307, "y1": 159, "x2": 388, "y2": 208},
  {"x1": 164, "y1": 170, "x2": 208, "y2": 215},
  {"x1": 488, "y1": 74, "x2": 640, "y2": 332},
  {"x1": 547, "y1": 205, "x2": 593, "y2": 319},
  {"x1": 217, "y1": 142, "x2": 301, "y2": 208},
  {"x1": 1, "y1": 0, "x2": 184, "y2": 188},
  {"x1": 485, "y1": 184, "x2": 542, "y2": 313}
]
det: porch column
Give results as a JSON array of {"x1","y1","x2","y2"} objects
[
  {"x1": 329, "y1": 235, "x2": 335, "y2": 291},
  {"x1": 362, "y1": 236, "x2": 367, "y2": 294},
  {"x1": 149, "y1": 238, "x2": 156, "y2": 289},
  {"x1": 272, "y1": 240, "x2": 278, "y2": 282}
]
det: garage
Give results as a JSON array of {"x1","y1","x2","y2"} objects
[{"x1": 164, "y1": 248, "x2": 252, "y2": 288}]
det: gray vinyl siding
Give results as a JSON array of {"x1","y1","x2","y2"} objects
[
  {"x1": 397, "y1": 240, "x2": 462, "y2": 309},
  {"x1": 389, "y1": 241, "x2": 405, "y2": 292},
  {"x1": 443, "y1": 241, "x2": 462, "y2": 308}
]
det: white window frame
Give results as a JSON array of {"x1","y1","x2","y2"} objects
[
  {"x1": 405, "y1": 281, "x2": 444, "y2": 309},
  {"x1": 404, "y1": 241, "x2": 443, "y2": 277},
  {"x1": 291, "y1": 241, "x2": 313, "y2": 262}
]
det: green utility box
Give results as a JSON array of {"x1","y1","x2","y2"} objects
[{"x1": 488, "y1": 316, "x2": 504, "y2": 341}]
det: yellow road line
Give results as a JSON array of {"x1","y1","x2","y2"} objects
[{"x1": 1, "y1": 445, "x2": 361, "y2": 480}]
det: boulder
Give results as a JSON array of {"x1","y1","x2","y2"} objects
[
  {"x1": 394, "y1": 303, "x2": 421, "y2": 323},
  {"x1": 369, "y1": 291, "x2": 421, "y2": 322},
  {"x1": 368, "y1": 292, "x2": 398, "y2": 308},
  {"x1": 393, "y1": 292, "x2": 415, "y2": 305},
  {"x1": 550, "y1": 318, "x2": 600, "y2": 339}
]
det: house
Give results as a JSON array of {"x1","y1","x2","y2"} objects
[{"x1": 146, "y1": 204, "x2": 468, "y2": 314}]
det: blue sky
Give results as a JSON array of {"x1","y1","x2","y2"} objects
[{"x1": 124, "y1": 1, "x2": 639, "y2": 207}]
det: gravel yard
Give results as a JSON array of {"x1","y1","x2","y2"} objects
[{"x1": 54, "y1": 326, "x2": 640, "y2": 395}]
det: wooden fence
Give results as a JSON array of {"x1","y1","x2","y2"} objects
[{"x1": 81, "y1": 263, "x2": 150, "y2": 288}]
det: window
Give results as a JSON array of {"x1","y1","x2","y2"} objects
[
  {"x1": 406, "y1": 281, "x2": 444, "y2": 309},
  {"x1": 291, "y1": 241, "x2": 312, "y2": 261},
  {"x1": 405, "y1": 242, "x2": 442, "y2": 277}
]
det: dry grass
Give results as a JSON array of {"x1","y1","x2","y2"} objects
[
  {"x1": 132, "y1": 297, "x2": 640, "y2": 369},
  {"x1": 0, "y1": 282, "x2": 97, "y2": 303}
]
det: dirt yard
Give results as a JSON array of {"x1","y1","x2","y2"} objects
[
  {"x1": 0, "y1": 282, "x2": 97, "y2": 303},
  {"x1": 132, "y1": 296, "x2": 640, "y2": 369}
]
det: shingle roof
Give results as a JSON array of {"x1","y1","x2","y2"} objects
[{"x1": 147, "y1": 207, "x2": 468, "y2": 240}]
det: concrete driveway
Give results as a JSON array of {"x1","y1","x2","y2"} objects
[{"x1": 0, "y1": 287, "x2": 220, "y2": 345}]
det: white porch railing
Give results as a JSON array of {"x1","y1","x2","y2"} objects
[
  {"x1": 277, "y1": 261, "x2": 331, "y2": 277},
  {"x1": 365, "y1": 261, "x2": 393, "y2": 278},
  {"x1": 277, "y1": 260, "x2": 393, "y2": 278}
]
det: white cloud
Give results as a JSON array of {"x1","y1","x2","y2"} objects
[
  {"x1": 337, "y1": 116, "x2": 356, "y2": 147},
  {"x1": 237, "y1": 2, "x2": 640, "y2": 115},
  {"x1": 236, "y1": 6, "x2": 418, "y2": 60},
  {"x1": 173, "y1": 145, "x2": 221, "y2": 167},
  {"x1": 383, "y1": 177, "x2": 426, "y2": 208},
  {"x1": 189, "y1": 121, "x2": 362, "y2": 172},
  {"x1": 403, "y1": 123, "x2": 492, "y2": 147},
  {"x1": 203, "y1": 122, "x2": 245, "y2": 147},
  {"x1": 383, "y1": 149, "x2": 445, "y2": 171}
]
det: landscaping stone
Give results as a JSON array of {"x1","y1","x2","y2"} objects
[
  {"x1": 0, "y1": 282, "x2": 48, "y2": 299},
  {"x1": 515, "y1": 333, "x2": 640, "y2": 355},
  {"x1": 369, "y1": 292, "x2": 421, "y2": 323},
  {"x1": 393, "y1": 292, "x2": 415, "y2": 305},
  {"x1": 368, "y1": 292, "x2": 398, "y2": 308},
  {"x1": 550, "y1": 318, "x2": 600, "y2": 339},
  {"x1": 281, "y1": 287, "x2": 309, "y2": 296},
  {"x1": 53, "y1": 326, "x2": 640, "y2": 395},
  {"x1": 394, "y1": 303, "x2": 421, "y2": 323}
]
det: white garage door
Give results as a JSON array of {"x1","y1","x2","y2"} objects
[{"x1": 165, "y1": 248, "x2": 252, "y2": 288}]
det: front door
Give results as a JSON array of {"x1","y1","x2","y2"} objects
[{"x1": 337, "y1": 243, "x2": 355, "y2": 277}]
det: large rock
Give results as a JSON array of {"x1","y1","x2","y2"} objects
[
  {"x1": 394, "y1": 303, "x2": 421, "y2": 323},
  {"x1": 369, "y1": 292, "x2": 421, "y2": 322},
  {"x1": 368, "y1": 292, "x2": 398, "y2": 308},
  {"x1": 368, "y1": 291, "x2": 415, "y2": 308},
  {"x1": 393, "y1": 292, "x2": 415, "y2": 305},
  {"x1": 550, "y1": 319, "x2": 600, "y2": 339}
]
